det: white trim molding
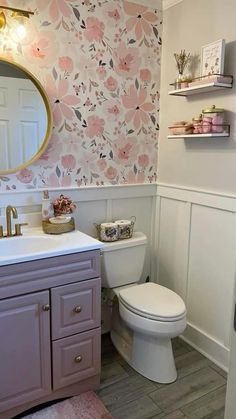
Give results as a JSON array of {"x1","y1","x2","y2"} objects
[{"x1": 163, "y1": 0, "x2": 183, "y2": 10}]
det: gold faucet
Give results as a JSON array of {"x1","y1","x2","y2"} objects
[
  {"x1": 0, "y1": 206, "x2": 28, "y2": 238},
  {"x1": 6, "y1": 205, "x2": 18, "y2": 237}
]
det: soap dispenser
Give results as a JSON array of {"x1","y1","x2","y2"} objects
[{"x1": 42, "y1": 190, "x2": 54, "y2": 221}]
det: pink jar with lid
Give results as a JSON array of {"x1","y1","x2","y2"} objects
[
  {"x1": 192, "y1": 115, "x2": 203, "y2": 134},
  {"x1": 202, "y1": 105, "x2": 225, "y2": 133}
]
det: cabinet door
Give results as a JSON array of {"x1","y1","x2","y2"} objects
[
  {"x1": 52, "y1": 328, "x2": 101, "y2": 390},
  {"x1": 51, "y1": 278, "x2": 101, "y2": 340},
  {"x1": 0, "y1": 291, "x2": 51, "y2": 413}
]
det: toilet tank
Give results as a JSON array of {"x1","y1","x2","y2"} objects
[{"x1": 101, "y1": 232, "x2": 147, "y2": 288}]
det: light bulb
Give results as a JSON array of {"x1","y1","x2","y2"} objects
[{"x1": 15, "y1": 23, "x2": 26, "y2": 40}]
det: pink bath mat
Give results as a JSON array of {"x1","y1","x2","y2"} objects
[{"x1": 22, "y1": 391, "x2": 113, "y2": 419}]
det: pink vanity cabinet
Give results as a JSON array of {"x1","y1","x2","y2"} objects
[{"x1": 0, "y1": 250, "x2": 101, "y2": 419}]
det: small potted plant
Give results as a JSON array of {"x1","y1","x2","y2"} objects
[
  {"x1": 174, "y1": 50, "x2": 191, "y2": 88},
  {"x1": 53, "y1": 194, "x2": 76, "y2": 216}
]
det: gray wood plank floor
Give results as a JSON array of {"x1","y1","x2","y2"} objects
[{"x1": 97, "y1": 334, "x2": 227, "y2": 419}]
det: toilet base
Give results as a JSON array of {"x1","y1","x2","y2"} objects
[
  {"x1": 132, "y1": 332, "x2": 177, "y2": 383},
  {"x1": 111, "y1": 328, "x2": 177, "y2": 383},
  {"x1": 110, "y1": 307, "x2": 178, "y2": 384}
]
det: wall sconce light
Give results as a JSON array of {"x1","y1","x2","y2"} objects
[{"x1": 0, "y1": 5, "x2": 34, "y2": 31}]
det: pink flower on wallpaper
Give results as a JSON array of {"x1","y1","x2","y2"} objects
[
  {"x1": 121, "y1": 85, "x2": 155, "y2": 129},
  {"x1": 140, "y1": 68, "x2": 152, "y2": 83},
  {"x1": 47, "y1": 173, "x2": 72, "y2": 187},
  {"x1": 105, "y1": 166, "x2": 118, "y2": 180},
  {"x1": 16, "y1": 168, "x2": 34, "y2": 184},
  {"x1": 123, "y1": 170, "x2": 145, "y2": 184},
  {"x1": 84, "y1": 17, "x2": 105, "y2": 42},
  {"x1": 36, "y1": 0, "x2": 76, "y2": 22},
  {"x1": 78, "y1": 54, "x2": 98, "y2": 82},
  {"x1": 97, "y1": 159, "x2": 107, "y2": 171},
  {"x1": 104, "y1": 100, "x2": 123, "y2": 122},
  {"x1": 103, "y1": 2, "x2": 123, "y2": 26},
  {"x1": 123, "y1": 1, "x2": 157, "y2": 40},
  {"x1": 45, "y1": 75, "x2": 80, "y2": 126},
  {"x1": 61, "y1": 154, "x2": 76, "y2": 169},
  {"x1": 85, "y1": 116, "x2": 105, "y2": 138},
  {"x1": 96, "y1": 66, "x2": 107, "y2": 80},
  {"x1": 104, "y1": 76, "x2": 118, "y2": 92},
  {"x1": 77, "y1": 151, "x2": 97, "y2": 174},
  {"x1": 37, "y1": 134, "x2": 63, "y2": 165},
  {"x1": 24, "y1": 31, "x2": 58, "y2": 68},
  {"x1": 138, "y1": 154, "x2": 149, "y2": 167},
  {"x1": 113, "y1": 135, "x2": 139, "y2": 166},
  {"x1": 59, "y1": 56, "x2": 74, "y2": 73},
  {"x1": 113, "y1": 42, "x2": 141, "y2": 79}
]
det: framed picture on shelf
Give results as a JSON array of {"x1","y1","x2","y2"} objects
[{"x1": 201, "y1": 39, "x2": 225, "y2": 77}]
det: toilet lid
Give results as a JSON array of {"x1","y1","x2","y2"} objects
[{"x1": 119, "y1": 283, "x2": 186, "y2": 321}]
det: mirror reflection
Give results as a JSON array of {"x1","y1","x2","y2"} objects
[{"x1": 0, "y1": 60, "x2": 51, "y2": 174}]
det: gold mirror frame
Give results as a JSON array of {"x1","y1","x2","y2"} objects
[{"x1": 0, "y1": 57, "x2": 52, "y2": 175}]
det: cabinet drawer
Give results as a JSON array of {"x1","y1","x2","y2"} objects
[
  {"x1": 51, "y1": 278, "x2": 101, "y2": 340},
  {"x1": 52, "y1": 328, "x2": 101, "y2": 390}
]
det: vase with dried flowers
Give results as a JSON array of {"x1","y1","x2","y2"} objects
[
  {"x1": 53, "y1": 194, "x2": 76, "y2": 216},
  {"x1": 174, "y1": 50, "x2": 191, "y2": 88}
]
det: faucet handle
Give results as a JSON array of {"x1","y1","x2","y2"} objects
[{"x1": 14, "y1": 223, "x2": 28, "y2": 236}]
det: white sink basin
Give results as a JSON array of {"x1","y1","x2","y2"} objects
[{"x1": 0, "y1": 227, "x2": 103, "y2": 266}]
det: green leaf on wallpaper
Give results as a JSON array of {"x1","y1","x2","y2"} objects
[
  {"x1": 56, "y1": 166, "x2": 61, "y2": 178},
  {"x1": 135, "y1": 78, "x2": 139, "y2": 90},
  {"x1": 128, "y1": 39, "x2": 136, "y2": 44},
  {"x1": 75, "y1": 109, "x2": 82, "y2": 121},
  {"x1": 109, "y1": 150, "x2": 113, "y2": 159},
  {"x1": 73, "y1": 7, "x2": 80, "y2": 21},
  {"x1": 158, "y1": 37, "x2": 162, "y2": 46},
  {"x1": 127, "y1": 129, "x2": 134, "y2": 134},
  {"x1": 52, "y1": 67, "x2": 58, "y2": 81},
  {"x1": 134, "y1": 164, "x2": 137, "y2": 174},
  {"x1": 62, "y1": 18, "x2": 70, "y2": 31},
  {"x1": 65, "y1": 122, "x2": 72, "y2": 132},
  {"x1": 91, "y1": 173, "x2": 99, "y2": 178},
  {"x1": 153, "y1": 26, "x2": 159, "y2": 39},
  {"x1": 109, "y1": 59, "x2": 114, "y2": 68},
  {"x1": 150, "y1": 115, "x2": 156, "y2": 125},
  {"x1": 41, "y1": 21, "x2": 51, "y2": 26}
]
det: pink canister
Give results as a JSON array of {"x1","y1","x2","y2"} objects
[
  {"x1": 202, "y1": 105, "x2": 225, "y2": 133},
  {"x1": 192, "y1": 115, "x2": 203, "y2": 134}
]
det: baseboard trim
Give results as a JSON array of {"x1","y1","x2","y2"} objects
[{"x1": 181, "y1": 322, "x2": 229, "y2": 372}]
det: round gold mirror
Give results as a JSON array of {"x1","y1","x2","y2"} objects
[{"x1": 0, "y1": 58, "x2": 52, "y2": 174}]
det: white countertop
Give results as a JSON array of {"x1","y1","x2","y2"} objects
[{"x1": 0, "y1": 227, "x2": 104, "y2": 266}]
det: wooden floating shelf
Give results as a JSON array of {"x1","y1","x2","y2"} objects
[
  {"x1": 168, "y1": 81, "x2": 233, "y2": 96},
  {"x1": 168, "y1": 133, "x2": 230, "y2": 139}
]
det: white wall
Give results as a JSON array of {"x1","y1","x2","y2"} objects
[
  {"x1": 156, "y1": 184, "x2": 236, "y2": 370},
  {"x1": 159, "y1": 0, "x2": 236, "y2": 195}
]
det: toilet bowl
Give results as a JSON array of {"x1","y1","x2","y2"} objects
[{"x1": 101, "y1": 232, "x2": 187, "y2": 383}]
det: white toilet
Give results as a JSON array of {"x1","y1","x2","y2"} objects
[{"x1": 101, "y1": 232, "x2": 187, "y2": 384}]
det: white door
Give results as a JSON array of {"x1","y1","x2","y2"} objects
[
  {"x1": 225, "y1": 285, "x2": 236, "y2": 418},
  {"x1": 0, "y1": 76, "x2": 46, "y2": 171}
]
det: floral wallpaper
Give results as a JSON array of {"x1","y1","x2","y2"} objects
[{"x1": 0, "y1": 0, "x2": 162, "y2": 190}]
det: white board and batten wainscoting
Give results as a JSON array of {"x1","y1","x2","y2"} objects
[
  {"x1": 1, "y1": 182, "x2": 235, "y2": 371},
  {"x1": 156, "y1": 183, "x2": 236, "y2": 372}
]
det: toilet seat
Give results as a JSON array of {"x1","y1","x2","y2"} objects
[{"x1": 119, "y1": 282, "x2": 186, "y2": 322}]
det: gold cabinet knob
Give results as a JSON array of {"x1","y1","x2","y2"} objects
[
  {"x1": 74, "y1": 306, "x2": 82, "y2": 313},
  {"x1": 74, "y1": 355, "x2": 82, "y2": 363},
  {"x1": 42, "y1": 303, "x2": 50, "y2": 311}
]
